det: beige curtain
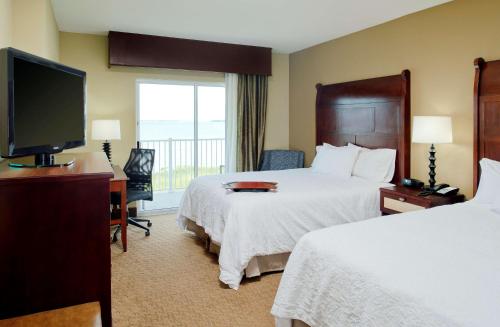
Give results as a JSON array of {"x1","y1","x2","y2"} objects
[{"x1": 236, "y1": 74, "x2": 268, "y2": 172}]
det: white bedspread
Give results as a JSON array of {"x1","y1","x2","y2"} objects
[
  {"x1": 177, "y1": 168, "x2": 389, "y2": 289},
  {"x1": 272, "y1": 202, "x2": 500, "y2": 327}
]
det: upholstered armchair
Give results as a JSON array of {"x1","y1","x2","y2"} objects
[{"x1": 258, "y1": 150, "x2": 305, "y2": 171}]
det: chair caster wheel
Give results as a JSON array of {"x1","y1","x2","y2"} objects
[
  {"x1": 147, "y1": 222, "x2": 152, "y2": 227},
  {"x1": 145, "y1": 231, "x2": 150, "y2": 237}
]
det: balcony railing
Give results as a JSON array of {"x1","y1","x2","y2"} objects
[{"x1": 140, "y1": 138, "x2": 225, "y2": 192}]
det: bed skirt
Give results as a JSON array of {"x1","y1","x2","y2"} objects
[{"x1": 185, "y1": 219, "x2": 290, "y2": 278}]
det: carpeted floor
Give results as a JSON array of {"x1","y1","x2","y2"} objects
[{"x1": 111, "y1": 214, "x2": 282, "y2": 327}]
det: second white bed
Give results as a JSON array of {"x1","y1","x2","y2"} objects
[
  {"x1": 272, "y1": 202, "x2": 500, "y2": 327},
  {"x1": 177, "y1": 168, "x2": 391, "y2": 289}
]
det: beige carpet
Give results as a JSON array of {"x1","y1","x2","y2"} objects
[{"x1": 111, "y1": 214, "x2": 282, "y2": 327}]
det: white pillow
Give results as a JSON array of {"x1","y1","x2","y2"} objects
[
  {"x1": 474, "y1": 158, "x2": 500, "y2": 204},
  {"x1": 311, "y1": 145, "x2": 360, "y2": 180},
  {"x1": 347, "y1": 143, "x2": 396, "y2": 183},
  {"x1": 312, "y1": 142, "x2": 343, "y2": 167},
  {"x1": 316, "y1": 142, "x2": 338, "y2": 153}
]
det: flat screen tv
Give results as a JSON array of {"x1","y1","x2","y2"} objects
[{"x1": 0, "y1": 47, "x2": 86, "y2": 167}]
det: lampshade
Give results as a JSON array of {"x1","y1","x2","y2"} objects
[
  {"x1": 412, "y1": 116, "x2": 453, "y2": 144},
  {"x1": 91, "y1": 120, "x2": 121, "y2": 140}
]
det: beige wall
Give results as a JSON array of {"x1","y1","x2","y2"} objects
[
  {"x1": 289, "y1": 0, "x2": 500, "y2": 198},
  {"x1": 0, "y1": 0, "x2": 59, "y2": 61},
  {"x1": 60, "y1": 32, "x2": 290, "y2": 167},
  {"x1": 266, "y1": 53, "x2": 289, "y2": 150},
  {"x1": 0, "y1": 0, "x2": 12, "y2": 48},
  {"x1": 11, "y1": 0, "x2": 59, "y2": 61}
]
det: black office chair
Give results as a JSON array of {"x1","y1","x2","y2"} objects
[{"x1": 112, "y1": 143, "x2": 155, "y2": 241}]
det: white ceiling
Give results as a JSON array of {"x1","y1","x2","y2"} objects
[{"x1": 51, "y1": 0, "x2": 450, "y2": 54}]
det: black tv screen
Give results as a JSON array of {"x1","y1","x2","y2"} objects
[{"x1": 0, "y1": 48, "x2": 86, "y2": 158}]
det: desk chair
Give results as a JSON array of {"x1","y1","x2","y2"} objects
[
  {"x1": 112, "y1": 144, "x2": 155, "y2": 241},
  {"x1": 258, "y1": 150, "x2": 305, "y2": 171}
]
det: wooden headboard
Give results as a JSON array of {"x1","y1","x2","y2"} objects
[
  {"x1": 315, "y1": 70, "x2": 411, "y2": 184},
  {"x1": 473, "y1": 58, "x2": 500, "y2": 193}
]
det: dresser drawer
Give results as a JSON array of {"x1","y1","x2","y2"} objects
[{"x1": 383, "y1": 196, "x2": 426, "y2": 213}]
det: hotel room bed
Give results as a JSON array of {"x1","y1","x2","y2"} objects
[
  {"x1": 177, "y1": 70, "x2": 411, "y2": 289},
  {"x1": 272, "y1": 202, "x2": 500, "y2": 327},
  {"x1": 178, "y1": 168, "x2": 392, "y2": 289}
]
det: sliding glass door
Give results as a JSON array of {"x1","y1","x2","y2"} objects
[
  {"x1": 137, "y1": 80, "x2": 225, "y2": 211},
  {"x1": 196, "y1": 85, "x2": 226, "y2": 177}
]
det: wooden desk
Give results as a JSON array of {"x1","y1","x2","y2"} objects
[{"x1": 110, "y1": 165, "x2": 128, "y2": 252}]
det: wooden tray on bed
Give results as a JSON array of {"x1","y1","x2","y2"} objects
[{"x1": 223, "y1": 181, "x2": 278, "y2": 192}]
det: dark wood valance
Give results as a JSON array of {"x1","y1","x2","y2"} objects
[{"x1": 108, "y1": 31, "x2": 272, "y2": 75}]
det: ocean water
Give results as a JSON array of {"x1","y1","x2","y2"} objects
[{"x1": 139, "y1": 120, "x2": 225, "y2": 141}]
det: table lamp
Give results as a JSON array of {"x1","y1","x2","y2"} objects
[
  {"x1": 412, "y1": 116, "x2": 453, "y2": 192},
  {"x1": 92, "y1": 120, "x2": 121, "y2": 162}
]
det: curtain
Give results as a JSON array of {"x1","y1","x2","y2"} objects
[
  {"x1": 236, "y1": 74, "x2": 268, "y2": 172},
  {"x1": 224, "y1": 73, "x2": 238, "y2": 173}
]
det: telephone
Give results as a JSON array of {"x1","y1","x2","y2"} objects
[
  {"x1": 403, "y1": 178, "x2": 459, "y2": 196},
  {"x1": 419, "y1": 183, "x2": 460, "y2": 196},
  {"x1": 435, "y1": 186, "x2": 459, "y2": 196}
]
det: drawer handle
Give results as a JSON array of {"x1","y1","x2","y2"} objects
[{"x1": 398, "y1": 197, "x2": 406, "y2": 202}]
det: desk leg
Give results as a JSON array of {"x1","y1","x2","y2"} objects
[{"x1": 120, "y1": 181, "x2": 128, "y2": 252}]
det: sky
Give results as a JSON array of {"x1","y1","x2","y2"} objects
[{"x1": 139, "y1": 83, "x2": 225, "y2": 122}]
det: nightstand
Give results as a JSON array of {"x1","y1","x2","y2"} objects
[{"x1": 380, "y1": 185, "x2": 465, "y2": 215}]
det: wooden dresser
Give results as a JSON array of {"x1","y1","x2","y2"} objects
[{"x1": 0, "y1": 152, "x2": 113, "y2": 327}]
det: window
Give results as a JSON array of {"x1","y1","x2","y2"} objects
[{"x1": 137, "y1": 80, "x2": 225, "y2": 210}]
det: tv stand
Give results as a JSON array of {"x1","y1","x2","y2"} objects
[
  {"x1": 36, "y1": 153, "x2": 55, "y2": 166},
  {"x1": 0, "y1": 152, "x2": 113, "y2": 326},
  {"x1": 8, "y1": 153, "x2": 75, "y2": 168}
]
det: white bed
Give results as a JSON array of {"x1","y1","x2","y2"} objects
[
  {"x1": 272, "y1": 201, "x2": 500, "y2": 327},
  {"x1": 177, "y1": 71, "x2": 411, "y2": 290},
  {"x1": 177, "y1": 168, "x2": 392, "y2": 289}
]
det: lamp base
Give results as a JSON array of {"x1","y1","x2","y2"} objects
[
  {"x1": 422, "y1": 184, "x2": 441, "y2": 192},
  {"x1": 418, "y1": 184, "x2": 444, "y2": 196},
  {"x1": 428, "y1": 143, "x2": 436, "y2": 189},
  {"x1": 419, "y1": 188, "x2": 433, "y2": 197},
  {"x1": 102, "y1": 141, "x2": 111, "y2": 163}
]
